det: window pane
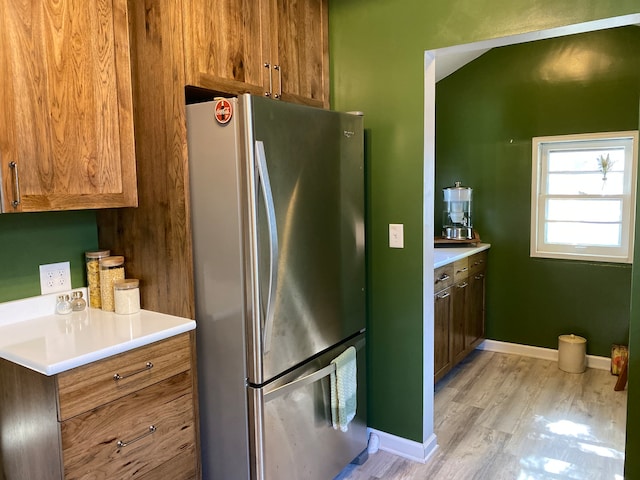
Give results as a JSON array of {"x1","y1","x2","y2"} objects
[
  {"x1": 547, "y1": 147, "x2": 625, "y2": 173},
  {"x1": 547, "y1": 172, "x2": 624, "y2": 195},
  {"x1": 545, "y1": 222, "x2": 621, "y2": 246},
  {"x1": 546, "y1": 198, "x2": 622, "y2": 222}
]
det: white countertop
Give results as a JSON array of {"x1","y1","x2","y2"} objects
[
  {"x1": 0, "y1": 290, "x2": 195, "y2": 376},
  {"x1": 434, "y1": 243, "x2": 491, "y2": 268}
]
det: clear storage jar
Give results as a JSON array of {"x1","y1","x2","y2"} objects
[
  {"x1": 85, "y1": 250, "x2": 110, "y2": 308},
  {"x1": 114, "y1": 279, "x2": 140, "y2": 315},
  {"x1": 99, "y1": 256, "x2": 125, "y2": 312}
]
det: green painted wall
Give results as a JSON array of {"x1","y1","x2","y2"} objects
[
  {"x1": 436, "y1": 27, "x2": 639, "y2": 358},
  {"x1": 0, "y1": 211, "x2": 98, "y2": 303},
  {"x1": 328, "y1": 0, "x2": 640, "y2": 474}
]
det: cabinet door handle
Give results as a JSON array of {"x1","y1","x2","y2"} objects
[
  {"x1": 457, "y1": 282, "x2": 468, "y2": 289},
  {"x1": 8, "y1": 161, "x2": 20, "y2": 207},
  {"x1": 264, "y1": 63, "x2": 272, "y2": 97},
  {"x1": 273, "y1": 64, "x2": 281, "y2": 99},
  {"x1": 116, "y1": 425, "x2": 156, "y2": 449},
  {"x1": 113, "y1": 361, "x2": 153, "y2": 381},
  {"x1": 435, "y1": 273, "x2": 450, "y2": 283},
  {"x1": 436, "y1": 291, "x2": 450, "y2": 299}
]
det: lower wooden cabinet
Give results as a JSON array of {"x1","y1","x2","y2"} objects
[
  {"x1": 434, "y1": 286, "x2": 452, "y2": 380},
  {"x1": 434, "y1": 250, "x2": 487, "y2": 383},
  {"x1": 0, "y1": 332, "x2": 199, "y2": 480}
]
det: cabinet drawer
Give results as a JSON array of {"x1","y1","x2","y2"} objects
[
  {"x1": 57, "y1": 333, "x2": 192, "y2": 420},
  {"x1": 61, "y1": 371, "x2": 195, "y2": 480},
  {"x1": 469, "y1": 250, "x2": 488, "y2": 276},
  {"x1": 434, "y1": 264, "x2": 454, "y2": 290},
  {"x1": 453, "y1": 258, "x2": 469, "y2": 282}
]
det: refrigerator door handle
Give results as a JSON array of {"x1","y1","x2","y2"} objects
[
  {"x1": 255, "y1": 140, "x2": 279, "y2": 353},
  {"x1": 264, "y1": 364, "x2": 335, "y2": 403}
]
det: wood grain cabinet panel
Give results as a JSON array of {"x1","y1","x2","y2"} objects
[
  {"x1": 434, "y1": 251, "x2": 488, "y2": 383},
  {"x1": 180, "y1": 0, "x2": 329, "y2": 108},
  {"x1": 269, "y1": 0, "x2": 329, "y2": 107},
  {"x1": 181, "y1": 0, "x2": 270, "y2": 97},
  {"x1": 434, "y1": 286, "x2": 452, "y2": 380},
  {"x1": 61, "y1": 372, "x2": 194, "y2": 480},
  {"x1": 451, "y1": 279, "x2": 470, "y2": 365},
  {"x1": 0, "y1": 0, "x2": 137, "y2": 212},
  {"x1": 0, "y1": 333, "x2": 199, "y2": 480},
  {"x1": 57, "y1": 332, "x2": 191, "y2": 420},
  {"x1": 467, "y1": 269, "x2": 486, "y2": 349}
]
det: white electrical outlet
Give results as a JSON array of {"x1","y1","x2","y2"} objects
[{"x1": 39, "y1": 261, "x2": 72, "y2": 295}]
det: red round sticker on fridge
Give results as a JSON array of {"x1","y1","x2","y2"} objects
[{"x1": 214, "y1": 99, "x2": 233, "y2": 124}]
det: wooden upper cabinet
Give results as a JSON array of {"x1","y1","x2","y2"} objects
[
  {"x1": 269, "y1": 0, "x2": 329, "y2": 108},
  {"x1": 182, "y1": 0, "x2": 271, "y2": 97},
  {"x1": 0, "y1": 0, "x2": 137, "y2": 213},
  {"x1": 181, "y1": 0, "x2": 328, "y2": 108}
]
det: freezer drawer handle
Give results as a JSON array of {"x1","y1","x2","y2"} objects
[
  {"x1": 116, "y1": 425, "x2": 156, "y2": 449},
  {"x1": 113, "y1": 362, "x2": 153, "y2": 381},
  {"x1": 264, "y1": 364, "x2": 335, "y2": 403},
  {"x1": 255, "y1": 141, "x2": 279, "y2": 353}
]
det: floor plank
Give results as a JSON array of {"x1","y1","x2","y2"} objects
[{"x1": 338, "y1": 350, "x2": 627, "y2": 479}]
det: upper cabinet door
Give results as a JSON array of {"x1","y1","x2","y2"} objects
[
  {"x1": 182, "y1": 0, "x2": 271, "y2": 97},
  {"x1": 0, "y1": 0, "x2": 137, "y2": 213},
  {"x1": 269, "y1": 0, "x2": 329, "y2": 108}
]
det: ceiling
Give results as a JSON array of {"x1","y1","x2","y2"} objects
[{"x1": 433, "y1": 14, "x2": 640, "y2": 82}]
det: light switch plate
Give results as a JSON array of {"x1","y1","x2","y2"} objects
[{"x1": 389, "y1": 224, "x2": 404, "y2": 248}]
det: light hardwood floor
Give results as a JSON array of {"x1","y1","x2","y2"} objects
[{"x1": 339, "y1": 350, "x2": 627, "y2": 480}]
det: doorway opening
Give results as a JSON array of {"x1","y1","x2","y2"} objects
[{"x1": 423, "y1": 12, "x2": 640, "y2": 463}]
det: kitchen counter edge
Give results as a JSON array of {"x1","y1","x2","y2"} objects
[
  {"x1": 0, "y1": 292, "x2": 195, "y2": 376},
  {"x1": 434, "y1": 243, "x2": 491, "y2": 268}
]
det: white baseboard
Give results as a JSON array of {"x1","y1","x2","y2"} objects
[
  {"x1": 367, "y1": 428, "x2": 438, "y2": 464},
  {"x1": 477, "y1": 339, "x2": 611, "y2": 371}
]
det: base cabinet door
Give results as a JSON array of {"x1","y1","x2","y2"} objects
[
  {"x1": 0, "y1": 333, "x2": 199, "y2": 480},
  {"x1": 451, "y1": 280, "x2": 470, "y2": 365},
  {"x1": 61, "y1": 372, "x2": 195, "y2": 480},
  {"x1": 467, "y1": 270, "x2": 486, "y2": 349},
  {"x1": 434, "y1": 287, "x2": 452, "y2": 382},
  {"x1": 434, "y1": 249, "x2": 488, "y2": 384}
]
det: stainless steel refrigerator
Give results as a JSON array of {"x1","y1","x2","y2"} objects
[{"x1": 186, "y1": 94, "x2": 367, "y2": 480}]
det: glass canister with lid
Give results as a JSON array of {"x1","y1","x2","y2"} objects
[
  {"x1": 114, "y1": 279, "x2": 141, "y2": 315},
  {"x1": 85, "y1": 250, "x2": 110, "y2": 308},
  {"x1": 99, "y1": 256, "x2": 125, "y2": 312}
]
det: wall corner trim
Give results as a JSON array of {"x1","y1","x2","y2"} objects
[
  {"x1": 478, "y1": 339, "x2": 611, "y2": 371},
  {"x1": 366, "y1": 428, "x2": 438, "y2": 464}
]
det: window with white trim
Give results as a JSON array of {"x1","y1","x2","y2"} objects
[{"x1": 531, "y1": 131, "x2": 639, "y2": 263}]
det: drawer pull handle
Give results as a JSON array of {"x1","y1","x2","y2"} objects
[
  {"x1": 436, "y1": 291, "x2": 450, "y2": 299},
  {"x1": 113, "y1": 362, "x2": 153, "y2": 381},
  {"x1": 273, "y1": 64, "x2": 282, "y2": 99},
  {"x1": 475, "y1": 274, "x2": 485, "y2": 280},
  {"x1": 435, "y1": 274, "x2": 450, "y2": 283},
  {"x1": 9, "y1": 161, "x2": 20, "y2": 207},
  {"x1": 264, "y1": 63, "x2": 272, "y2": 97},
  {"x1": 117, "y1": 425, "x2": 156, "y2": 449},
  {"x1": 457, "y1": 282, "x2": 468, "y2": 289},
  {"x1": 456, "y1": 267, "x2": 468, "y2": 273}
]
